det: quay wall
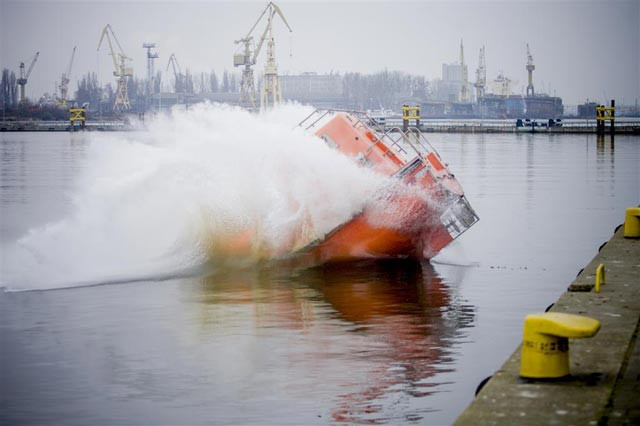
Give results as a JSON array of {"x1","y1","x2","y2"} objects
[{"x1": 455, "y1": 224, "x2": 640, "y2": 425}]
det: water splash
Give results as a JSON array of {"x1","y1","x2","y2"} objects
[{"x1": 2, "y1": 103, "x2": 390, "y2": 291}]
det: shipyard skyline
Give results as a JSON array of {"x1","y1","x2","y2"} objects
[{"x1": 1, "y1": 0, "x2": 639, "y2": 106}]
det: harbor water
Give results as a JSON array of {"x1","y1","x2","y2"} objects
[{"x1": 1, "y1": 105, "x2": 639, "y2": 425}]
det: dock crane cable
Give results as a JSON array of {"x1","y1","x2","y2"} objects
[
  {"x1": 97, "y1": 24, "x2": 133, "y2": 112},
  {"x1": 17, "y1": 51, "x2": 39, "y2": 104}
]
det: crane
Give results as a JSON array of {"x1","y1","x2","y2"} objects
[
  {"x1": 166, "y1": 53, "x2": 183, "y2": 93},
  {"x1": 459, "y1": 39, "x2": 469, "y2": 103},
  {"x1": 234, "y1": 2, "x2": 291, "y2": 110},
  {"x1": 143, "y1": 42, "x2": 159, "y2": 96},
  {"x1": 526, "y1": 43, "x2": 535, "y2": 97},
  {"x1": 57, "y1": 46, "x2": 76, "y2": 107},
  {"x1": 17, "y1": 51, "x2": 39, "y2": 104},
  {"x1": 259, "y1": 2, "x2": 292, "y2": 110},
  {"x1": 97, "y1": 24, "x2": 133, "y2": 111},
  {"x1": 474, "y1": 45, "x2": 486, "y2": 100}
]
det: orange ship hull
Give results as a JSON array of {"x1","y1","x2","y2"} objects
[{"x1": 298, "y1": 110, "x2": 478, "y2": 262}]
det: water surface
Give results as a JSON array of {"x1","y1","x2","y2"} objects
[{"x1": 1, "y1": 128, "x2": 638, "y2": 425}]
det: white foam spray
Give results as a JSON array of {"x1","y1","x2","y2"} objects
[{"x1": 2, "y1": 103, "x2": 390, "y2": 291}]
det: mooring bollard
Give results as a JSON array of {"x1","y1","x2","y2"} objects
[
  {"x1": 520, "y1": 312, "x2": 600, "y2": 379},
  {"x1": 624, "y1": 207, "x2": 640, "y2": 238},
  {"x1": 595, "y1": 264, "x2": 605, "y2": 293}
]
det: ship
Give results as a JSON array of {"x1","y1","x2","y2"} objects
[{"x1": 296, "y1": 109, "x2": 478, "y2": 263}]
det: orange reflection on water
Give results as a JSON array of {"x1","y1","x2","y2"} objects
[{"x1": 194, "y1": 260, "x2": 474, "y2": 423}]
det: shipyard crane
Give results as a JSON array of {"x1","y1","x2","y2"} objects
[
  {"x1": 474, "y1": 46, "x2": 486, "y2": 100},
  {"x1": 234, "y1": 2, "x2": 291, "y2": 110},
  {"x1": 166, "y1": 53, "x2": 183, "y2": 93},
  {"x1": 143, "y1": 42, "x2": 159, "y2": 96},
  {"x1": 57, "y1": 46, "x2": 76, "y2": 107},
  {"x1": 17, "y1": 51, "x2": 40, "y2": 104},
  {"x1": 259, "y1": 2, "x2": 292, "y2": 110},
  {"x1": 526, "y1": 43, "x2": 535, "y2": 97},
  {"x1": 97, "y1": 24, "x2": 133, "y2": 111}
]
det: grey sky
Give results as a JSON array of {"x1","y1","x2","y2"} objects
[{"x1": 1, "y1": 0, "x2": 638, "y2": 105}]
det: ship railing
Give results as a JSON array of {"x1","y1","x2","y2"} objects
[
  {"x1": 296, "y1": 109, "x2": 448, "y2": 165},
  {"x1": 380, "y1": 126, "x2": 443, "y2": 161}
]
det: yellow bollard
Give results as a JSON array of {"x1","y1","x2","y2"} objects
[
  {"x1": 595, "y1": 264, "x2": 605, "y2": 293},
  {"x1": 520, "y1": 312, "x2": 600, "y2": 379},
  {"x1": 624, "y1": 207, "x2": 640, "y2": 238}
]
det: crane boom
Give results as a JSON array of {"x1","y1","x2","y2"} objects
[
  {"x1": 26, "y1": 52, "x2": 39, "y2": 79},
  {"x1": 242, "y1": 3, "x2": 271, "y2": 42},
  {"x1": 252, "y1": 18, "x2": 271, "y2": 63},
  {"x1": 166, "y1": 53, "x2": 183, "y2": 93},
  {"x1": 166, "y1": 53, "x2": 182, "y2": 76},
  {"x1": 25, "y1": 52, "x2": 40, "y2": 80},
  {"x1": 66, "y1": 46, "x2": 76, "y2": 77},
  {"x1": 271, "y1": 3, "x2": 292, "y2": 32}
]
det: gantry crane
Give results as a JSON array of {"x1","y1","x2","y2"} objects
[
  {"x1": 98, "y1": 24, "x2": 133, "y2": 111},
  {"x1": 17, "y1": 51, "x2": 39, "y2": 104},
  {"x1": 526, "y1": 43, "x2": 535, "y2": 97},
  {"x1": 57, "y1": 46, "x2": 76, "y2": 107},
  {"x1": 166, "y1": 53, "x2": 183, "y2": 93},
  {"x1": 474, "y1": 45, "x2": 486, "y2": 100},
  {"x1": 234, "y1": 2, "x2": 291, "y2": 110}
]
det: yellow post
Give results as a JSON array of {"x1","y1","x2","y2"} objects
[
  {"x1": 520, "y1": 312, "x2": 600, "y2": 379},
  {"x1": 595, "y1": 264, "x2": 605, "y2": 293},
  {"x1": 624, "y1": 207, "x2": 640, "y2": 238}
]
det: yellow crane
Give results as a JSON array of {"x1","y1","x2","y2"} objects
[
  {"x1": 57, "y1": 46, "x2": 76, "y2": 107},
  {"x1": 17, "y1": 51, "x2": 39, "y2": 104},
  {"x1": 98, "y1": 24, "x2": 133, "y2": 111},
  {"x1": 234, "y1": 2, "x2": 291, "y2": 110}
]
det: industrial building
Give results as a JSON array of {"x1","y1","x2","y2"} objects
[{"x1": 280, "y1": 72, "x2": 343, "y2": 108}]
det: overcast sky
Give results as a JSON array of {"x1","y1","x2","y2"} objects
[{"x1": 1, "y1": 0, "x2": 638, "y2": 105}]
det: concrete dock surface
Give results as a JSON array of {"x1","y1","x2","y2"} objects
[{"x1": 455, "y1": 224, "x2": 639, "y2": 425}]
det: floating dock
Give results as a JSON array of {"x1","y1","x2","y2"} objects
[{"x1": 455, "y1": 220, "x2": 640, "y2": 424}]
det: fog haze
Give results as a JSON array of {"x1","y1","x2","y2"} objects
[{"x1": 1, "y1": 0, "x2": 638, "y2": 105}]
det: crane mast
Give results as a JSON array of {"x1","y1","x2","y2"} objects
[
  {"x1": 17, "y1": 51, "x2": 39, "y2": 104},
  {"x1": 58, "y1": 46, "x2": 76, "y2": 106},
  {"x1": 474, "y1": 46, "x2": 486, "y2": 100},
  {"x1": 526, "y1": 43, "x2": 535, "y2": 97},
  {"x1": 98, "y1": 24, "x2": 133, "y2": 111}
]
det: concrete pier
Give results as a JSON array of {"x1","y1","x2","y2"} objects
[{"x1": 455, "y1": 224, "x2": 639, "y2": 425}]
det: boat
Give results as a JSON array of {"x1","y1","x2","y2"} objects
[{"x1": 296, "y1": 109, "x2": 478, "y2": 262}]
